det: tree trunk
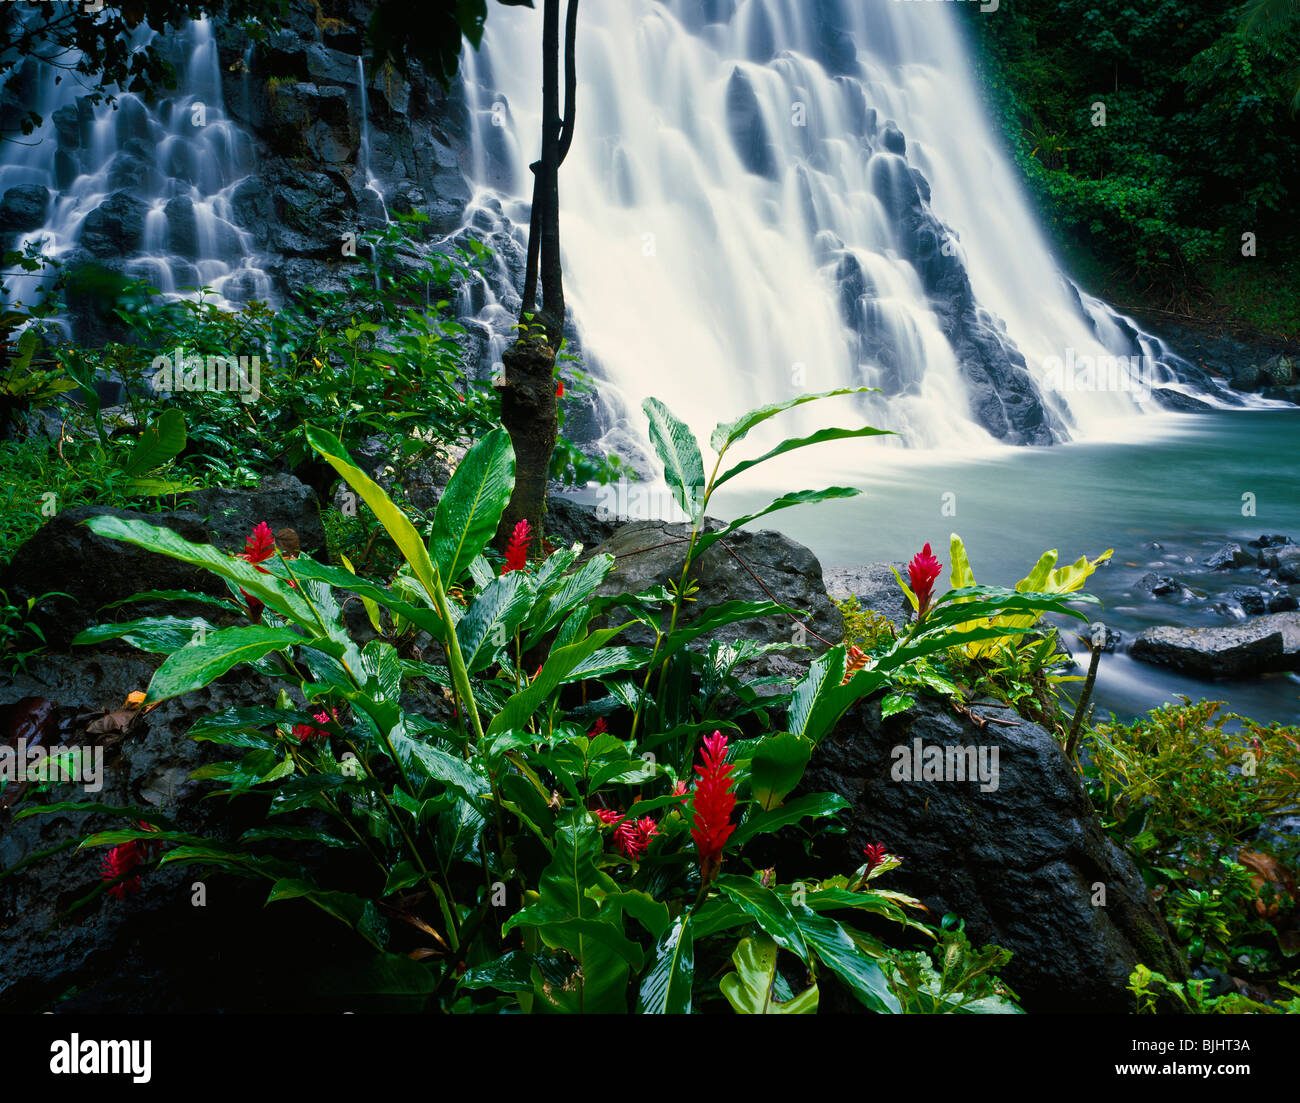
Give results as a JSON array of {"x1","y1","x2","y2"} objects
[{"x1": 497, "y1": 0, "x2": 577, "y2": 555}]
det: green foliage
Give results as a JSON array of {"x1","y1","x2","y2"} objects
[
  {"x1": 1088, "y1": 699, "x2": 1300, "y2": 1001},
  {"x1": 885, "y1": 917, "x2": 1022, "y2": 1014},
  {"x1": 18, "y1": 390, "x2": 1083, "y2": 1013},
  {"x1": 965, "y1": 0, "x2": 1300, "y2": 328},
  {"x1": 1129, "y1": 964, "x2": 1300, "y2": 1014}
]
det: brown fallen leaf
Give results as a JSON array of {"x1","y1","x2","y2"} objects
[
  {"x1": 1237, "y1": 847, "x2": 1299, "y2": 919},
  {"x1": 85, "y1": 709, "x2": 138, "y2": 736}
]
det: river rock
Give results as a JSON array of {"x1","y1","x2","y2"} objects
[
  {"x1": 1249, "y1": 534, "x2": 1295, "y2": 549},
  {"x1": 786, "y1": 693, "x2": 1188, "y2": 1012},
  {"x1": 1260, "y1": 544, "x2": 1300, "y2": 582},
  {"x1": 1203, "y1": 542, "x2": 1252, "y2": 570},
  {"x1": 1130, "y1": 613, "x2": 1300, "y2": 678},
  {"x1": 1220, "y1": 586, "x2": 1298, "y2": 616},
  {"x1": 1135, "y1": 572, "x2": 1200, "y2": 603}
]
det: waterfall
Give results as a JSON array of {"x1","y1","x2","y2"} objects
[
  {"x1": 458, "y1": 0, "x2": 1235, "y2": 458},
  {"x1": 0, "y1": 15, "x2": 271, "y2": 329}
]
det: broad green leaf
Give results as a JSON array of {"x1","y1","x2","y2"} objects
[
  {"x1": 72, "y1": 616, "x2": 215, "y2": 654},
  {"x1": 792, "y1": 905, "x2": 900, "y2": 1013},
  {"x1": 83, "y1": 514, "x2": 316, "y2": 627},
  {"x1": 432, "y1": 427, "x2": 515, "y2": 586},
  {"x1": 730, "y1": 791, "x2": 850, "y2": 849},
  {"x1": 693, "y1": 487, "x2": 861, "y2": 557},
  {"x1": 746, "y1": 730, "x2": 812, "y2": 810},
  {"x1": 122, "y1": 408, "x2": 186, "y2": 476},
  {"x1": 710, "y1": 387, "x2": 876, "y2": 453},
  {"x1": 305, "y1": 424, "x2": 440, "y2": 601},
  {"x1": 457, "y1": 572, "x2": 531, "y2": 673},
  {"x1": 389, "y1": 731, "x2": 490, "y2": 802},
  {"x1": 643, "y1": 397, "x2": 705, "y2": 521},
  {"x1": 714, "y1": 424, "x2": 891, "y2": 490},
  {"x1": 146, "y1": 625, "x2": 302, "y2": 703},
  {"x1": 720, "y1": 934, "x2": 818, "y2": 1014},
  {"x1": 636, "y1": 913, "x2": 695, "y2": 1014},
  {"x1": 715, "y1": 873, "x2": 809, "y2": 961}
]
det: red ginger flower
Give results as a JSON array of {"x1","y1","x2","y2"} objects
[
  {"x1": 690, "y1": 731, "x2": 737, "y2": 884},
  {"x1": 594, "y1": 809, "x2": 660, "y2": 860},
  {"x1": 555, "y1": 379, "x2": 565, "y2": 398},
  {"x1": 862, "y1": 842, "x2": 889, "y2": 875},
  {"x1": 236, "y1": 522, "x2": 277, "y2": 621},
  {"x1": 238, "y1": 522, "x2": 276, "y2": 569},
  {"x1": 292, "y1": 707, "x2": 338, "y2": 743},
  {"x1": 587, "y1": 717, "x2": 608, "y2": 737},
  {"x1": 503, "y1": 519, "x2": 531, "y2": 575},
  {"x1": 907, "y1": 542, "x2": 943, "y2": 621},
  {"x1": 101, "y1": 840, "x2": 146, "y2": 900}
]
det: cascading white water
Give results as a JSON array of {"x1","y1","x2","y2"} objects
[
  {"x1": 457, "y1": 0, "x2": 1226, "y2": 459},
  {"x1": 0, "y1": 15, "x2": 271, "y2": 325}
]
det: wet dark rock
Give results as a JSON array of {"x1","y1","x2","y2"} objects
[
  {"x1": 0, "y1": 507, "x2": 226, "y2": 650},
  {"x1": 1135, "y1": 573, "x2": 1200, "y2": 603},
  {"x1": 1219, "y1": 586, "x2": 1298, "y2": 616},
  {"x1": 1249, "y1": 534, "x2": 1295, "y2": 549},
  {"x1": 0, "y1": 653, "x2": 358, "y2": 1013},
  {"x1": 1130, "y1": 613, "x2": 1300, "y2": 678},
  {"x1": 183, "y1": 473, "x2": 325, "y2": 556},
  {"x1": 789, "y1": 694, "x2": 1188, "y2": 1012},
  {"x1": 1203, "y1": 542, "x2": 1252, "y2": 571},
  {"x1": 588, "y1": 519, "x2": 842, "y2": 680},
  {"x1": 1260, "y1": 545, "x2": 1300, "y2": 583},
  {"x1": 79, "y1": 192, "x2": 146, "y2": 257},
  {"x1": 823, "y1": 562, "x2": 911, "y2": 630},
  {"x1": 1151, "y1": 388, "x2": 1214, "y2": 412},
  {"x1": 545, "y1": 496, "x2": 619, "y2": 553},
  {"x1": 0, "y1": 184, "x2": 49, "y2": 233},
  {"x1": 725, "y1": 67, "x2": 777, "y2": 179}
]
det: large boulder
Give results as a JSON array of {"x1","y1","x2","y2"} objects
[
  {"x1": 0, "y1": 654, "x2": 356, "y2": 1012},
  {"x1": 78, "y1": 192, "x2": 146, "y2": 257},
  {"x1": 588, "y1": 519, "x2": 842, "y2": 677},
  {"x1": 0, "y1": 184, "x2": 49, "y2": 233},
  {"x1": 791, "y1": 694, "x2": 1188, "y2": 1012},
  {"x1": 1130, "y1": 613, "x2": 1300, "y2": 678},
  {"x1": 0, "y1": 506, "x2": 227, "y2": 650},
  {"x1": 0, "y1": 476, "x2": 324, "y2": 648},
  {"x1": 184, "y1": 473, "x2": 326, "y2": 556}
]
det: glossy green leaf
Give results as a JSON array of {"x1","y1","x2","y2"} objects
[
  {"x1": 636, "y1": 913, "x2": 694, "y2": 1014},
  {"x1": 720, "y1": 934, "x2": 819, "y2": 1014},
  {"x1": 715, "y1": 873, "x2": 809, "y2": 961},
  {"x1": 122, "y1": 408, "x2": 186, "y2": 476},
  {"x1": 306, "y1": 424, "x2": 441, "y2": 601},
  {"x1": 643, "y1": 397, "x2": 705, "y2": 521},
  {"x1": 146, "y1": 625, "x2": 302, "y2": 703},
  {"x1": 709, "y1": 387, "x2": 876, "y2": 453},
  {"x1": 432, "y1": 426, "x2": 515, "y2": 586}
]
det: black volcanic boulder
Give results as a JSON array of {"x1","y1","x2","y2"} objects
[
  {"x1": 790, "y1": 694, "x2": 1187, "y2": 1012},
  {"x1": 0, "y1": 506, "x2": 226, "y2": 650},
  {"x1": 587, "y1": 519, "x2": 842, "y2": 680},
  {"x1": 0, "y1": 184, "x2": 49, "y2": 233},
  {"x1": 1130, "y1": 613, "x2": 1300, "y2": 678}
]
